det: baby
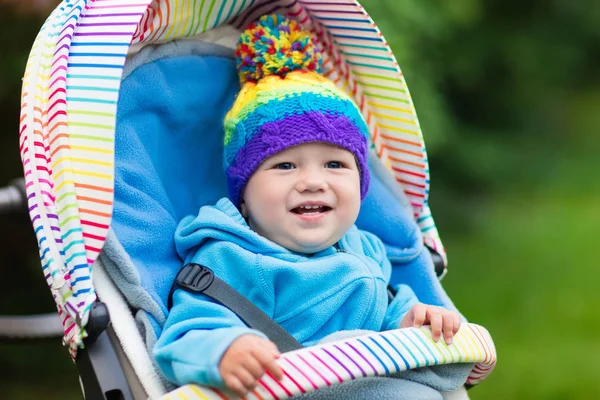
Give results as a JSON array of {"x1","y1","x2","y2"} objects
[{"x1": 155, "y1": 14, "x2": 463, "y2": 398}]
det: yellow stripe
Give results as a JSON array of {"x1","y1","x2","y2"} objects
[
  {"x1": 54, "y1": 168, "x2": 112, "y2": 181},
  {"x1": 456, "y1": 330, "x2": 477, "y2": 362},
  {"x1": 52, "y1": 157, "x2": 113, "y2": 170},
  {"x1": 367, "y1": 101, "x2": 412, "y2": 114},
  {"x1": 70, "y1": 145, "x2": 112, "y2": 155},
  {"x1": 463, "y1": 328, "x2": 484, "y2": 361},
  {"x1": 189, "y1": 385, "x2": 210, "y2": 400},
  {"x1": 377, "y1": 123, "x2": 420, "y2": 136},
  {"x1": 451, "y1": 333, "x2": 469, "y2": 362},
  {"x1": 55, "y1": 179, "x2": 75, "y2": 193},
  {"x1": 177, "y1": 391, "x2": 188, "y2": 400},
  {"x1": 164, "y1": 0, "x2": 180, "y2": 39},
  {"x1": 370, "y1": 112, "x2": 416, "y2": 125}
]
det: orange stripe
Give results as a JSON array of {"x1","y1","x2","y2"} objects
[
  {"x1": 74, "y1": 183, "x2": 114, "y2": 194},
  {"x1": 49, "y1": 121, "x2": 67, "y2": 135},
  {"x1": 77, "y1": 195, "x2": 112, "y2": 206},
  {"x1": 387, "y1": 154, "x2": 425, "y2": 169},
  {"x1": 50, "y1": 144, "x2": 71, "y2": 157},
  {"x1": 391, "y1": 165, "x2": 426, "y2": 178},
  {"x1": 395, "y1": 178, "x2": 427, "y2": 189},
  {"x1": 149, "y1": 0, "x2": 164, "y2": 41},
  {"x1": 380, "y1": 132, "x2": 420, "y2": 147},
  {"x1": 383, "y1": 144, "x2": 424, "y2": 159},
  {"x1": 251, "y1": 389, "x2": 264, "y2": 400},
  {"x1": 50, "y1": 133, "x2": 68, "y2": 147},
  {"x1": 79, "y1": 207, "x2": 112, "y2": 218},
  {"x1": 211, "y1": 388, "x2": 228, "y2": 400}
]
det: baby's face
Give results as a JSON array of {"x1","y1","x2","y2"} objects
[{"x1": 241, "y1": 142, "x2": 361, "y2": 254}]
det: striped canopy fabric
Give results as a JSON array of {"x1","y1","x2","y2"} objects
[
  {"x1": 20, "y1": 0, "x2": 447, "y2": 357},
  {"x1": 160, "y1": 325, "x2": 497, "y2": 399}
]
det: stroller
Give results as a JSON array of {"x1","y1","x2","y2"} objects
[{"x1": 16, "y1": 0, "x2": 496, "y2": 398}]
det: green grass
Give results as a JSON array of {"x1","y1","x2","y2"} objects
[{"x1": 440, "y1": 144, "x2": 600, "y2": 398}]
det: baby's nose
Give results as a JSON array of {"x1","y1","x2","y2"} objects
[{"x1": 296, "y1": 171, "x2": 329, "y2": 192}]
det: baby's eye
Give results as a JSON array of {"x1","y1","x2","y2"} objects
[
  {"x1": 273, "y1": 162, "x2": 295, "y2": 170},
  {"x1": 325, "y1": 161, "x2": 344, "y2": 169}
]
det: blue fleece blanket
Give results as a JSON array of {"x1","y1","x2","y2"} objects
[{"x1": 106, "y1": 39, "x2": 459, "y2": 337}]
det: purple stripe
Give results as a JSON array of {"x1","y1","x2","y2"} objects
[
  {"x1": 323, "y1": 348, "x2": 355, "y2": 379},
  {"x1": 307, "y1": 9, "x2": 363, "y2": 14},
  {"x1": 334, "y1": 344, "x2": 366, "y2": 377},
  {"x1": 226, "y1": 111, "x2": 369, "y2": 206},
  {"x1": 74, "y1": 32, "x2": 131, "y2": 36},
  {"x1": 78, "y1": 22, "x2": 138, "y2": 27},
  {"x1": 309, "y1": 351, "x2": 343, "y2": 383},
  {"x1": 346, "y1": 342, "x2": 378, "y2": 375},
  {"x1": 301, "y1": 1, "x2": 355, "y2": 5},
  {"x1": 284, "y1": 358, "x2": 318, "y2": 390},
  {"x1": 83, "y1": 13, "x2": 140, "y2": 17}
]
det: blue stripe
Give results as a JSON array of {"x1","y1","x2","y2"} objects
[
  {"x1": 346, "y1": 61, "x2": 398, "y2": 71},
  {"x1": 381, "y1": 335, "x2": 411, "y2": 370},
  {"x1": 63, "y1": 239, "x2": 85, "y2": 253},
  {"x1": 40, "y1": 247, "x2": 51, "y2": 260},
  {"x1": 71, "y1": 42, "x2": 130, "y2": 47},
  {"x1": 357, "y1": 338, "x2": 388, "y2": 375},
  {"x1": 67, "y1": 63, "x2": 122, "y2": 69},
  {"x1": 67, "y1": 74, "x2": 121, "y2": 81},
  {"x1": 69, "y1": 263, "x2": 89, "y2": 274},
  {"x1": 315, "y1": 17, "x2": 370, "y2": 23},
  {"x1": 65, "y1": 251, "x2": 87, "y2": 265},
  {"x1": 70, "y1": 52, "x2": 127, "y2": 58},
  {"x1": 42, "y1": 258, "x2": 54, "y2": 271},
  {"x1": 73, "y1": 288, "x2": 92, "y2": 297},
  {"x1": 388, "y1": 332, "x2": 420, "y2": 368},
  {"x1": 332, "y1": 34, "x2": 381, "y2": 42},
  {"x1": 412, "y1": 331, "x2": 439, "y2": 365},
  {"x1": 370, "y1": 337, "x2": 402, "y2": 372},
  {"x1": 72, "y1": 276, "x2": 91, "y2": 285},
  {"x1": 66, "y1": 97, "x2": 117, "y2": 105},
  {"x1": 67, "y1": 85, "x2": 119, "y2": 93},
  {"x1": 324, "y1": 25, "x2": 378, "y2": 33},
  {"x1": 62, "y1": 227, "x2": 83, "y2": 241},
  {"x1": 399, "y1": 331, "x2": 430, "y2": 366}
]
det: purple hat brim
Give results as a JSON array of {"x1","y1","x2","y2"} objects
[{"x1": 226, "y1": 111, "x2": 370, "y2": 207}]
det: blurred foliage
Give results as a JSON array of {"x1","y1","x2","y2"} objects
[{"x1": 1, "y1": 0, "x2": 599, "y2": 398}]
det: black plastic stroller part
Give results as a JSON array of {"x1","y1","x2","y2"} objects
[
  {"x1": 76, "y1": 302, "x2": 134, "y2": 400},
  {"x1": 0, "y1": 178, "x2": 27, "y2": 214},
  {"x1": 428, "y1": 246, "x2": 446, "y2": 278},
  {"x1": 170, "y1": 263, "x2": 303, "y2": 353}
]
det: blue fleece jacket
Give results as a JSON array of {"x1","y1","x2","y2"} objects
[{"x1": 154, "y1": 198, "x2": 419, "y2": 387}]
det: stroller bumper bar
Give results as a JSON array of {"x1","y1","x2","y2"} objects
[{"x1": 76, "y1": 302, "x2": 134, "y2": 400}]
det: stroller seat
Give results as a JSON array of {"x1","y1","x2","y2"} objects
[{"x1": 19, "y1": 0, "x2": 496, "y2": 398}]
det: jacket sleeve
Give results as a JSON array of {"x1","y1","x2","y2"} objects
[
  {"x1": 381, "y1": 283, "x2": 419, "y2": 331},
  {"x1": 153, "y1": 288, "x2": 266, "y2": 387},
  {"x1": 358, "y1": 229, "x2": 420, "y2": 331}
]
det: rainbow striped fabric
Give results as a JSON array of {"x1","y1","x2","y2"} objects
[
  {"x1": 21, "y1": 0, "x2": 447, "y2": 358},
  {"x1": 160, "y1": 325, "x2": 497, "y2": 399}
]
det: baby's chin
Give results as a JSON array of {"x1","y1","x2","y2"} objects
[{"x1": 276, "y1": 236, "x2": 341, "y2": 255}]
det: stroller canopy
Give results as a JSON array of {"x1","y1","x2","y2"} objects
[{"x1": 21, "y1": 0, "x2": 444, "y2": 356}]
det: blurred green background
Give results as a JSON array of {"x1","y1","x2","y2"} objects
[{"x1": 0, "y1": 0, "x2": 598, "y2": 398}]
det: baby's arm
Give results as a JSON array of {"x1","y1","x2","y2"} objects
[{"x1": 153, "y1": 288, "x2": 279, "y2": 389}]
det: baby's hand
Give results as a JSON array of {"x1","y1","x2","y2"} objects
[
  {"x1": 219, "y1": 335, "x2": 283, "y2": 396},
  {"x1": 400, "y1": 303, "x2": 461, "y2": 345}
]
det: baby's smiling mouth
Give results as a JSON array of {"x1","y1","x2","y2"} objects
[{"x1": 291, "y1": 204, "x2": 332, "y2": 215}]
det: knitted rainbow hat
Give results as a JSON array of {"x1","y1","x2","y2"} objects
[{"x1": 223, "y1": 14, "x2": 370, "y2": 207}]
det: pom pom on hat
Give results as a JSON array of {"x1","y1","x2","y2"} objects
[{"x1": 236, "y1": 14, "x2": 322, "y2": 84}]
